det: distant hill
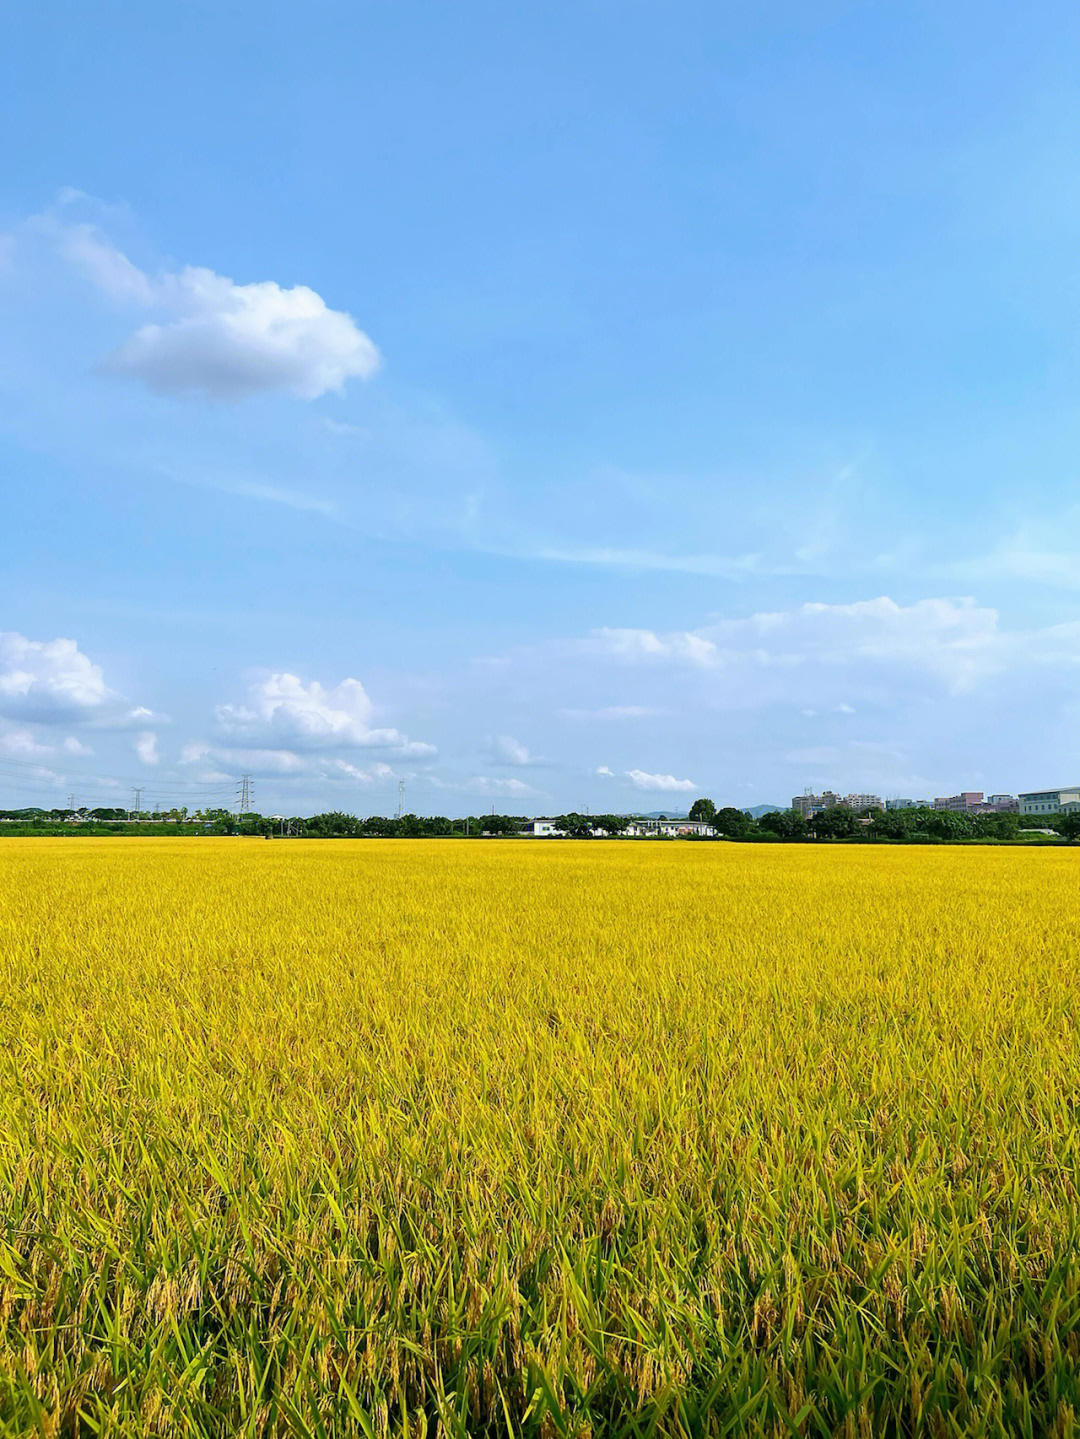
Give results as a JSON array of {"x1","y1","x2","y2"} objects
[{"x1": 745, "y1": 804, "x2": 784, "y2": 818}]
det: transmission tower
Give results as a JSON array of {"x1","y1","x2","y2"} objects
[
  {"x1": 236, "y1": 774, "x2": 254, "y2": 817},
  {"x1": 397, "y1": 778, "x2": 406, "y2": 819},
  {"x1": 68, "y1": 793, "x2": 77, "y2": 817},
  {"x1": 132, "y1": 787, "x2": 142, "y2": 819}
]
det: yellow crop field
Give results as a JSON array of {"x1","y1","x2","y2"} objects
[{"x1": 2, "y1": 837, "x2": 1080, "y2": 1436}]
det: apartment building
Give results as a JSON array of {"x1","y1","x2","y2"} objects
[
  {"x1": 984, "y1": 794, "x2": 1019, "y2": 813},
  {"x1": 792, "y1": 791, "x2": 843, "y2": 818},
  {"x1": 933, "y1": 792, "x2": 984, "y2": 813},
  {"x1": 844, "y1": 793, "x2": 884, "y2": 813},
  {"x1": 793, "y1": 791, "x2": 882, "y2": 817},
  {"x1": 1018, "y1": 789, "x2": 1080, "y2": 816}
]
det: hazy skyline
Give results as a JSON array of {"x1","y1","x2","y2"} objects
[{"x1": 5, "y1": 2, "x2": 1080, "y2": 814}]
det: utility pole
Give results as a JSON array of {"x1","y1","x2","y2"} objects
[
  {"x1": 132, "y1": 787, "x2": 142, "y2": 820},
  {"x1": 236, "y1": 774, "x2": 254, "y2": 819},
  {"x1": 397, "y1": 778, "x2": 406, "y2": 819}
]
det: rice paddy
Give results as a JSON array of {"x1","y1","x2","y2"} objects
[{"x1": 2, "y1": 837, "x2": 1080, "y2": 1436}]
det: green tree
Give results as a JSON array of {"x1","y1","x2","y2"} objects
[
  {"x1": 714, "y1": 806, "x2": 756, "y2": 837},
  {"x1": 555, "y1": 813, "x2": 594, "y2": 838},
  {"x1": 813, "y1": 805, "x2": 860, "y2": 839},
  {"x1": 759, "y1": 809, "x2": 809, "y2": 840},
  {"x1": 688, "y1": 798, "x2": 717, "y2": 824}
]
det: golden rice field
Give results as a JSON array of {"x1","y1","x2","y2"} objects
[{"x1": 3, "y1": 838, "x2": 1080, "y2": 1438}]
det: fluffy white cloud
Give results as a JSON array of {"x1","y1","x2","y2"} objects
[
  {"x1": 596, "y1": 765, "x2": 615, "y2": 776},
  {"x1": 626, "y1": 769, "x2": 697, "y2": 792},
  {"x1": 135, "y1": 731, "x2": 159, "y2": 765},
  {"x1": 492, "y1": 734, "x2": 532, "y2": 765},
  {"x1": 63, "y1": 735, "x2": 94, "y2": 755},
  {"x1": 215, "y1": 672, "x2": 434, "y2": 756},
  {"x1": 56, "y1": 220, "x2": 380, "y2": 400},
  {"x1": 0, "y1": 725, "x2": 53, "y2": 757},
  {"x1": 0, "y1": 631, "x2": 117, "y2": 722}
]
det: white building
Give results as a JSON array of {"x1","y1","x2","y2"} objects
[
  {"x1": 793, "y1": 791, "x2": 881, "y2": 816},
  {"x1": 792, "y1": 791, "x2": 843, "y2": 817},
  {"x1": 531, "y1": 818, "x2": 564, "y2": 836},
  {"x1": 844, "y1": 793, "x2": 883, "y2": 813},
  {"x1": 632, "y1": 817, "x2": 716, "y2": 837},
  {"x1": 1018, "y1": 788, "x2": 1080, "y2": 816},
  {"x1": 529, "y1": 816, "x2": 715, "y2": 838}
]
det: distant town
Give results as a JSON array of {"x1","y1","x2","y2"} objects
[
  {"x1": 791, "y1": 787, "x2": 1080, "y2": 818},
  {"x1": 3, "y1": 784, "x2": 1080, "y2": 842}
]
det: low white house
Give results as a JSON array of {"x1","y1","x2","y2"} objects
[
  {"x1": 530, "y1": 816, "x2": 715, "y2": 838},
  {"x1": 633, "y1": 817, "x2": 715, "y2": 838}
]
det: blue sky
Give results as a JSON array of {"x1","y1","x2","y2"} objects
[{"x1": 4, "y1": 0, "x2": 1080, "y2": 815}]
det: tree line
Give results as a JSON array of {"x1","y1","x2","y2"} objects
[{"x1": 1, "y1": 801, "x2": 1077, "y2": 842}]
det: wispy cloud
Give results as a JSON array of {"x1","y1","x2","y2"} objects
[
  {"x1": 625, "y1": 769, "x2": 697, "y2": 793},
  {"x1": 534, "y1": 546, "x2": 763, "y2": 579}
]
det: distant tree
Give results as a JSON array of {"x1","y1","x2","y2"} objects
[
  {"x1": 813, "y1": 805, "x2": 860, "y2": 840},
  {"x1": 714, "y1": 806, "x2": 755, "y2": 837},
  {"x1": 972, "y1": 811, "x2": 1022, "y2": 841},
  {"x1": 759, "y1": 809, "x2": 809, "y2": 840},
  {"x1": 594, "y1": 814, "x2": 630, "y2": 836},
  {"x1": 555, "y1": 812, "x2": 594, "y2": 838},
  {"x1": 1054, "y1": 812, "x2": 1080, "y2": 841},
  {"x1": 688, "y1": 798, "x2": 717, "y2": 824},
  {"x1": 925, "y1": 809, "x2": 974, "y2": 842}
]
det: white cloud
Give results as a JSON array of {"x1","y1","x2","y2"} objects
[
  {"x1": 538, "y1": 546, "x2": 762, "y2": 579},
  {"x1": 181, "y1": 742, "x2": 310, "y2": 775},
  {"x1": 215, "y1": 672, "x2": 434, "y2": 756},
  {"x1": 571, "y1": 598, "x2": 1038, "y2": 705},
  {"x1": 0, "y1": 631, "x2": 117, "y2": 722},
  {"x1": 596, "y1": 765, "x2": 615, "y2": 776},
  {"x1": 336, "y1": 759, "x2": 395, "y2": 784},
  {"x1": 53, "y1": 219, "x2": 380, "y2": 400},
  {"x1": 316, "y1": 416, "x2": 366, "y2": 438},
  {"x1": 492, "y1": 734, "x2": 532, "y2": 765},
  {"x1": 563, "y1": 705, "x2": 662, "y2": 720},
  {"x1": 135, "y1": 731, "x2": 159, "y2": 765},
  {"x1": 124, "y1": 704, "x2": 170, "y2": 725},
  {"x1": 626, "y1": 769, "x2": 697, "y2": 792},
  {"x1": 468, "y1": 776, "x2": 539, "y2": 798},
  {"x1": 0, "y1": 725, "x2": 54, "y2": 757},
  {"x1": 60, "y1": 221, "x2": 157, "y2": 304},
  {"x1": 592, "y1": 628, "x2": 718, "y2": 668},
  {"x1": 63, "y1": 735, "x2": 93, "y2": 755}
]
